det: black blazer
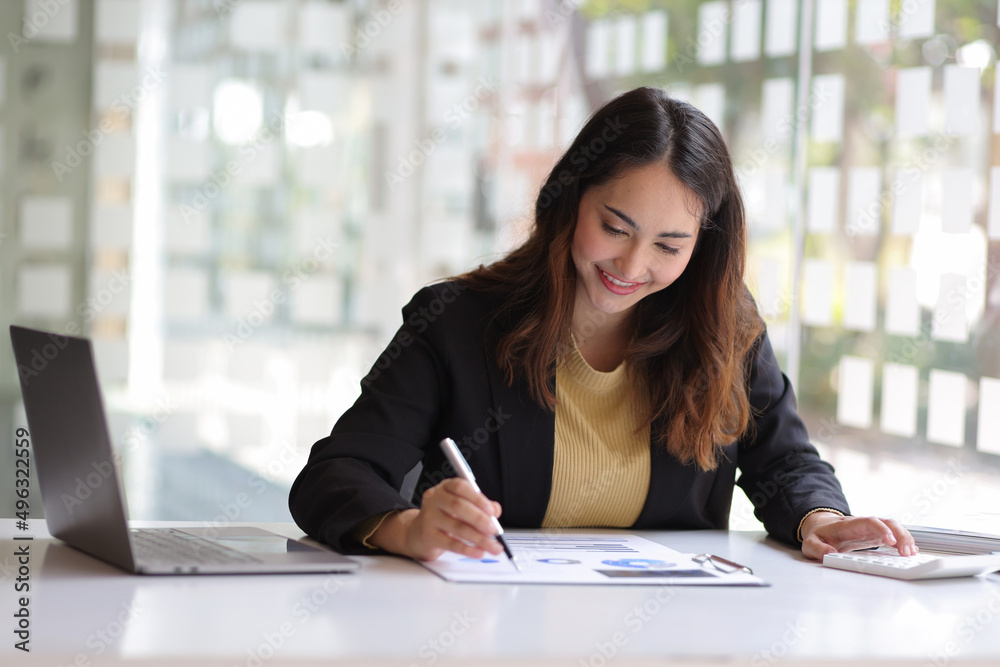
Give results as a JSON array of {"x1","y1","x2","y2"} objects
[{"x1": 289, "y1": 282, "x2": 850, "y2": 554}]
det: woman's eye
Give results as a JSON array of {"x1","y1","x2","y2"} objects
[
  {"x1": 657, "y1": 244, "x2": 680, "y2": 256},
  {"x1": 601, "y1": 221, "x2": 625, "y2": 236}
]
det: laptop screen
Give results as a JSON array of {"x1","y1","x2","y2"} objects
[{"x1": 10, "y1": 326, "x2": 136, "y2": 572}]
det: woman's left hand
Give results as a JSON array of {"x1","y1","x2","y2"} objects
[{"x1": 799, "y1": 511, "x2": 917, "y2": 561}]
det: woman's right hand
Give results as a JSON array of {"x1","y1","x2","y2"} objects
[{"x1": 368, "y1": 478, "x2": 504, "y2": 561}]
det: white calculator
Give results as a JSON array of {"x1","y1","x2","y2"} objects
[{"x1": 822, "y1": 548, "x2": 1000, "y2": 580}]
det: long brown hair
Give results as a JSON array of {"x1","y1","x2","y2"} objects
[{"x1": 456, "y1": 87, "x2": 764, "y2": 471}]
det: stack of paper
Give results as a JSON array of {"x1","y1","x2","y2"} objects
[{"x1": 906, "y1": 514, "x2": 1000, "y2": 555}]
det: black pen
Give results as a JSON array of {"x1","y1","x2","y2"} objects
[{"x1": 439, "y1": 438, "x2": 521, "y2": 572}]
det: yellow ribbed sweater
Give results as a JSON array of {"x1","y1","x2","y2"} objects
[{"x1": 541, "y1": 334, "x2": 650, "y2": 528}]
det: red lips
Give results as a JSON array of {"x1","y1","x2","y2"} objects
[{"x1": 597, "y1": 267, "x2": 644, "y2": 295}]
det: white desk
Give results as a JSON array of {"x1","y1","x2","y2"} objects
[{"x1": 3, "y1": 519, "x2": 1000, "y2": 666}]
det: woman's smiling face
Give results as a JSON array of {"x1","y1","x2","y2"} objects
[{"x1": 570, "y1": 162, "x2": 703, "y2": 323}]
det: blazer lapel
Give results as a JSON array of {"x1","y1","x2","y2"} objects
[
  {"x1": 484, "y1": 353, "x2": 554, "y2": 529},
  {"x1": 632, "y1": 421, "x2": 732, "y2": 529},
  {"x1": 632, "y1": 424, "x2": 705, "y2": 528}
]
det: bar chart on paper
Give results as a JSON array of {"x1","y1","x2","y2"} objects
[{"x1": 420, "y1": 532, "x2": 768, "y2": 586}]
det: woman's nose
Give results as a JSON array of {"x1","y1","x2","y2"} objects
[{"x1": 614, "y1": 245, "x2": 646, "y2": 282}]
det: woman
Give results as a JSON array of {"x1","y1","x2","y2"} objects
[{"x1": 289, "y1": 87, "x2": 915, "y2": 561}]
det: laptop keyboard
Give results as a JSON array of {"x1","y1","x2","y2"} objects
[{"x1": 131, "y1": 528, "x2": 261, "y2": 565}]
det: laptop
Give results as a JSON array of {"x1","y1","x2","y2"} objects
[{"x1": 10, "y1": 325, "x2": 358, "y2": 575}]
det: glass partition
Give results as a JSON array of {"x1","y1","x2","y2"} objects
[{"x1": 2, "y1": 0, "x2": 998, "y2": 526}]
